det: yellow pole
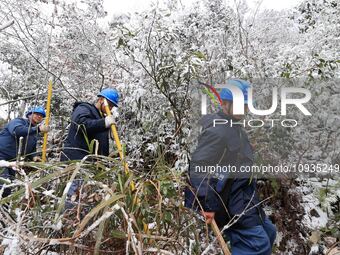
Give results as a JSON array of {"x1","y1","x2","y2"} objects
[
  {"x1": 103, "y1": 99, "x2": 135, "y2": 191},
  {"x1": 42, "y1": 79, "x2": 53, "y2": 162}
]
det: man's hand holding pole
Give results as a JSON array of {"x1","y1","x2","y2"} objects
[{"x1": 202, "y1": 211, "x2": 231, "y2": 255}]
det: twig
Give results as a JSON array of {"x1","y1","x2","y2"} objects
[
  {"x1": 326, "y1": 241, "x2": 340, "y2": 255},
  {"x1": 79, "y1": 204, "x2": 120, "y2": 239},
  {"x1": 211, "y1": 219, "x2": 231, "y2": 255},
  {"x1": 0, "y1": 19, "x2": 14, "y2": 31},
  {"x1": 144, "y1": 248, "x2": 175, "y2": 255},
  {"x1": 120, "y1": 207, "x2": 142, "y2": 255}
]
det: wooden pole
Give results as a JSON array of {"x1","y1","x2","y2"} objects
[{"x1": 211, "y1": 219, "x2": 231, "y2": 255}]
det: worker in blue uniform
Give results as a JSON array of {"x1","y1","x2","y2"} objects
[
  {"x1": 0, "y1": 106, "x2": 49, "y2": 197},
  {"x1": 185, "y1": 79, "x2": 276, "y2": 255},
  {"x1": 60, "y1": 88, "x2": 119, "y2": 207}
]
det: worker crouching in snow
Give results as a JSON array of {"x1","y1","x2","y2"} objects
[
  {"x1": 0, "y1": 107, "x2": 49, "y2": 198},
  {"x1": 185, "y1": 79, "x2": 276, "y2": 255},
  {"x1": 60, "y1": 88, "x2": 119, "y2": 206}
]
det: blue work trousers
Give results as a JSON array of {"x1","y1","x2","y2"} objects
[{"x1": 226, "y1": 217, "x2": 276, "y2": 255}]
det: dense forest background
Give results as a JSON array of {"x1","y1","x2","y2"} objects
[{"x1": 0, "y1": 0, "x2": 339, "y2": 254}]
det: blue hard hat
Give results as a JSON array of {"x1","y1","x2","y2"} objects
[
  {"x1": 220, "y1": 79, "x2": 251, "y2": 104},
  {"x1": 97, "y1": 88, "x2": 119, "y2": 107},
  {"x1": 26, "y1": 106, "x2": 46, "y2": 118}
]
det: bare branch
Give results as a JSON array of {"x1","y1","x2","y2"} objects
[{"x1": 0, "y1": 19, "x2": 14, "y2": 31}]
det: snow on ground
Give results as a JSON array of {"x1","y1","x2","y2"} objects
[
  {"x1": 302, "y1": 192, "x2": 328, "y2": 229},
  {"x1": 297, "y1": 179, "x2": 330, "y2": 230}
]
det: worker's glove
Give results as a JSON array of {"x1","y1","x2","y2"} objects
[
  {"x1": 38, "y1": 124, "x2": 50, "y2": 133},
  {"x1": 105, "y1": 115, "x2": 115, "y2": 128},
  {"x1": 201, "y1": 211, "x2": 215, "y2": 224},
  {"x1": 33, "y1": 156, "x2": 42, "y2": 162}
]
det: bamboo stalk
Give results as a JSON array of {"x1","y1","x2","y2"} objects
[
  {"x1": 103, "y1": 99, "x2": 135, "y2": 191},
  {"x1": 42, "y1": 79, "x2": 53, "y2": 162},
  {"x1": 17, "y1": 136, "x2": 24, "y2": 163},
  {"x1": 103, "y1": 100, "x2": 126, "y2": 168}
]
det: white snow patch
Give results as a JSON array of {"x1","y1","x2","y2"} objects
[
  {"x1": 42, "y1": 190, "x2": 55, "y2": 196},
  {"x1": 309, "y1": 244, "x2": 319, "y2": 254},
  {"x1": 51, "y1": 220, "x2": 63, "y2": 231},
  {"x1": 302, "y1": 193, "x2": 328, "y2": 229},
  {"x1": 2, "y1": 238, "x2": 23, "y2": 255}
]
